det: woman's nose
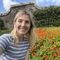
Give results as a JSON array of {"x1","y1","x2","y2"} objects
[{"x1": 21, "y1": 22, "x2": 25, "y2": 26}]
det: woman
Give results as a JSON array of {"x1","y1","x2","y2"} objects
[{"x1": 0, "y1": 10, "x2": 36, "y2": 60}]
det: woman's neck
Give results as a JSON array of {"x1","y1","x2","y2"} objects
[{"x1": 17, "y1": 33, "x2": 24, "y2": 41}]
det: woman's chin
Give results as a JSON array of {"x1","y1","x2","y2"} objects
[{"x1": 18, "y1": 32, "x2": 26, "y2": 35}]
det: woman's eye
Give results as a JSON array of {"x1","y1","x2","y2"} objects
[{"x1": 25, "y1": 21, "x2": 30, "y2": 24}]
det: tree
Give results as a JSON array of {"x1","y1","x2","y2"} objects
[{"x1": 0, "y1": 18, "x2": 4, "y2": 30}]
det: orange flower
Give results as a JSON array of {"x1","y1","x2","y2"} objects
[
  {"x1": 57, "y1": 53, "x2": 60, "y2": 58},
  {"x1": 32, "y1": 52, "x2": 37, "y2": 56},
  {"x1": 44, "y1": 55, "x2": 48, "y2": 59},
  {"x1": 58, "y1": 48, "x2": 60, "y2": 53},
  {"x1": 40, "y1": 41, "x2": 43, "y2": 46},
  {"x1": 30, "y1": 47, "x2": 35, "y2": 51},
  {"x1": 52, "y1": 53, "x2": 57, "y2": 58},
  {"x1": 51, "y1": 46, "x2": 56, "y2": 50},
  {"x1": 36, "y1": 29, "x2": 43, "y2": 35}
]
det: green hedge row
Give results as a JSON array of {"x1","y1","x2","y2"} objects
[
  {"x1": 0, "y1": 30, "x2": 11, "y2": 36},
  {"x1": 33, "y1": 6, "x2": 60, "y2": 27}
]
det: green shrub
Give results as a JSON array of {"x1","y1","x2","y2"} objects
[
  {"x1": 0, "y1": 30, "x2": 11, "y2": 36},
  {"x1": 0, "y1": 18, "x2": 7, "y2": 30},
  {"x1": 33, "y1": 6, "x2": 60, "y2": 27}
]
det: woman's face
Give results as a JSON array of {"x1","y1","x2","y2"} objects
[{"x1": 14, "y1": 14, "x2": 31, "y2": 35}]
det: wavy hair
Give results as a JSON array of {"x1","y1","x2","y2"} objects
[{"x1": 11, "y1": 10, "x2": 36, "y2": 47}]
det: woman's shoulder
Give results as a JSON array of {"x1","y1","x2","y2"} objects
[
  {"x1": 0, "y1": 34, "x2": 11, "y2": 38},
  {"x1": 0, "y1": 33, "x2": 14, "y2": 44},
  {"x1": 0, "y1": 33, "x2": 13, "y2": 41},
  {"x1": 0, "y1": 34, "x2": 12, "y2": 50}
]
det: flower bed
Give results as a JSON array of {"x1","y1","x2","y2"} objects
[{"x1": 29, "y1": 27, "x2": 60, "y2": 60}]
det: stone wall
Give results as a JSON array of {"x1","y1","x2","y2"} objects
[{"x1": 0, "y1": 2, "x2": 40, "y2": 29}]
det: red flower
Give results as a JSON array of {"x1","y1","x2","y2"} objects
[
  {"x1": 52, "y1": 53, "x2": 57, "y2": 58},
  {"x1": 51, "y1": 46, "x2": 56, "y2": 50},
  {"x1": 32, "y1": 52, "x2": 36, "y2": 56},
  {"x1": 57, "y1": 53, "x2": 60, "y2": 58},
  {"x1": 40, "y1": 41, "x2": 43, "y2": 46},
  {"x1": 44, "y1": 55, "x2": 48, "y2": 59},
  {"x1": 30, "y1": 47, "x2": 35, "y2": 51},
  {"x1": 58, "y1": 48, "x2": 60, "y2": 53}
]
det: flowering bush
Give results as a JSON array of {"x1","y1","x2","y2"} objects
[{"x1": 29, "y1": 27, "x2": 60, "y2": 60}]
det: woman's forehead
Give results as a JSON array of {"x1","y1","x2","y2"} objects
[{"x1": 17, "y1": 14, "x2": 30, "y2": 19}]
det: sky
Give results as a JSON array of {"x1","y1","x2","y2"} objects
[{"x1": 0, "y1": 0, "x2": 60, "y2": 13}]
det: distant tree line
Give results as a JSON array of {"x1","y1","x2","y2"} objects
[
  {"x1": 0, "y1": 6, "x2": 60, "y2": 30},
  {"x1": 33, "y1": 6, "x2": 60, "y2": 27}
]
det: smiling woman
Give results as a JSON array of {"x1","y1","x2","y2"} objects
[
  {"x1": 14, "y1": 14, "x2": 31, "y2": 36},
  {"x1": 0, "y1": 10, "x2": 36, "y2": 60}
]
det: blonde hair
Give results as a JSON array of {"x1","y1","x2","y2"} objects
[{"x1": 11, "y1": 10, "x2": 36, "y2": 47}]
